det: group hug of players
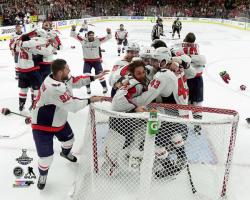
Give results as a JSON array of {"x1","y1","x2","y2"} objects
[
  {"x1": 106, "y1": 31, "x2": 206, "y2": 177},
  {"x1": 8, "y1": 20, "x2": 206, "y2": 188}
]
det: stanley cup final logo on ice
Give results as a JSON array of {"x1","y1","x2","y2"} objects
[{"x1": 16, "y1": 149, "x2": 33, "y2": 165}]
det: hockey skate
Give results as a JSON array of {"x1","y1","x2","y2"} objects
[
  {"x1": 60, "y1": 152, "x2": 77, "y2": 162},
  {"x1": 155, "y1": 157, "x2": 186, "y2": 179},
  {"x1": 103, "y1": 87, "x2": 108, "y2": 94},
  {"x1": 37, "y1": 174, "x2": 47, "y2": 190}
]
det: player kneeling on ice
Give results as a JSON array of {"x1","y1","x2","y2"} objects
[{"x1": 31, "y1": 59, "x2": 109, "y2": 190}]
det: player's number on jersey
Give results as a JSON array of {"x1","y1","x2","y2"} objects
[
  {"x1": 183, "y1": 47, "x2": 198, "y2": 55},
  {"x1": 178, "y1": 78, "x2": 188, "y2": 99},
  {"x1": 150, "y1": 79, "x2": 161, "y2": 89}
]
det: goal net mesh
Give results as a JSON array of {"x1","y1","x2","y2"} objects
[{"x1": 70, "y1": 100, "x2": 239, "y2": 200}]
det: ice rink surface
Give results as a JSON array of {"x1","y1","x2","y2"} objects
[{"x1": 0, "y1": 20, "x2": 250, "y2": 199}]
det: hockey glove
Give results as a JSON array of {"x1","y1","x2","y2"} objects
[{"x1": 219, "y1": 71, "x2": 230, "y2": 84}]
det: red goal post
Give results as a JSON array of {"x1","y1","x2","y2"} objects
[{"x1": 71, "y1": 98, "x2": 239, "y2": 200}]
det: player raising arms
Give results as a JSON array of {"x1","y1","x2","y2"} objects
[
  {"x1": 71, "y1": 25, "x2": 112, "y2": 94},
  {"x1": 115, "y1": 24, "x2": 128, "y2": 56}
]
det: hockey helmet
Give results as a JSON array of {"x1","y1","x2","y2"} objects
[
  {"x1": 140, "y1": 46, "x2": 155, "y2": 59},
  {"x1": 151, "y1": 39, "x2": 167, "y2": 49},
  {"x1": 126, "y1": 42, "x2": 140, "y2": 52},
  {"x1": 151, "y1": 47, "x2": 172, "y2": 64}
]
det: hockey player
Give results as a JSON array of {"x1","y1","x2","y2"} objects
[
  {"x1": 151, "y1": 18, "x2": 164, "y2": 41},
  {"x1": 18, "y1": 30, "x2": 59, "y2": 111},
  {"x1": 32, "y1": 59, "x2": 109, "y2": 190},
  {"x1": 17, "y1": 33, "x2": 45, "y2": 114},
  {"x1": 115, "y1": 24, "x2": 128, "y2": 56},
  {"x1": 109, "y1": 42, "x2": 140, "y2": 97},
  {"x1": 105, "y1": 61, "x2": 149, "y2": 175},
  {"x1": 174, "y1": 33, "x2": 205, "y2": 113},
  {"x1": 151, "y1": 39, "x2": 167, "y2": 49},
  {"x1": 113, "y1": 48, "x2": 196, "y2": 178},
  {"x1": 139, "y1": 46, "x2": 155, "y2": 66},
  {"x1": 110, "y1": 50, "x2": 192, "y2": 177},
  {"x1": 71, "y1": 25, "x2": 111, "y2": 94},
  {"x1": 39, "y1": 26, "x2": 59, "y2": 81},
  {"x1": 172, "y1": 18, "x2": 182, "y2": 39},
  {"x1": 139, "y1": 46, "x2": 156, "y2": 81},
  {"x1": 9, "y1": 24, "x2": 23, "y2": 79},
  {"x1": 78, "y1": 19, "x2": 95, "y2": 37}
]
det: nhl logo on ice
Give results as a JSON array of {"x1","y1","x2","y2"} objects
[
  {"x1": 13, "y1": 166, "x2": 24, "y2": 178},
  {"x1": 16, "y1": 149, "x2": 33, "y2": 165}
]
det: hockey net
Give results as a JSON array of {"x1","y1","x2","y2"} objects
[{"x1": 70, "y1": 99, "x2": 239, "y2": 200}]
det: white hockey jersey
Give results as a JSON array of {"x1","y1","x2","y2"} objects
[
  {"x1": 31, "y1": 74, "x2": 93, "y2": 132},
  {"x1": 18, "y1": 38, "x2": 54, "y2": 72},
  {"x1": 115, "y1": 29, "x2": 128, "y2": 40},
  {"x1": 171, "y1": 42, "x2": 200, "y2": 56},
  {"x1": 71, "y1": 30, "x2": 111, "y2": 62},
  {"x1": 9, "y1": 32, "x2": 23, "y2": 52},
  {"x1": 112, "y1": 78, "x2": 148, "y2": 112},
  {"x1": 171, "y1": 42, "x2": 205, "y2": 77},
  {"x1": 190, "y1": 55, "x2": 206, "y2": 77},
  {"x1": 109, "y1": 59, "x2": 130, "y2": 87}
]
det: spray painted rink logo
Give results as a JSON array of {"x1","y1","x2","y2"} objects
[{"x1": 16, "y1": 149, "x2": 33, "y2": 165}]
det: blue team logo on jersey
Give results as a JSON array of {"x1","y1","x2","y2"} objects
[{"x1": 16, "y1": 149, "x2": 33, "y2": 165}]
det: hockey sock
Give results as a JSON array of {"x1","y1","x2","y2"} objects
[
  {"x1": 19, "y1": 88, "x2": 28, "y2": 111},
  {"x1": 61, "y1": 138, "x2": 74, "y2": 155},
  {"x1": 100, "y1": 80, "x2": 107, "y2": 88},
  {"x1": 38, "y1": 155, "x2": 53, "y2": 175}
]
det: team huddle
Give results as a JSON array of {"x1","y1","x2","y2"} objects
[
  {"x1": 8, "y1": 19, "x2": 206, "y2": 189},
  {"x1": 106, "y1": 31, "x2": 206, "y2": 177}
]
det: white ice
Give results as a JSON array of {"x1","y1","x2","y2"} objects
[{"x1": 0, "y1": 20, "x2": 250, "y2": 200}]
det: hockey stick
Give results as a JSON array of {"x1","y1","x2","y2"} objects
[
  {"x1": 186, "y1": 163, "x2": 197, "y2": 194},
  {"x1": 1, "y1": 108, "x2": 31, "y2": 124},
  {"x1": 1, "y1": 108, "x2": 28, "y2": 118}
]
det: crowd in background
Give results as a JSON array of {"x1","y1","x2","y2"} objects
[{"x1": 0, "y1": 0, "x2": 249, "y2": 26}]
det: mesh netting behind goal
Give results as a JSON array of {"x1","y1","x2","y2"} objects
[{"x1": 70, "y1": 100, "x2": 239, "y2": 200}]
